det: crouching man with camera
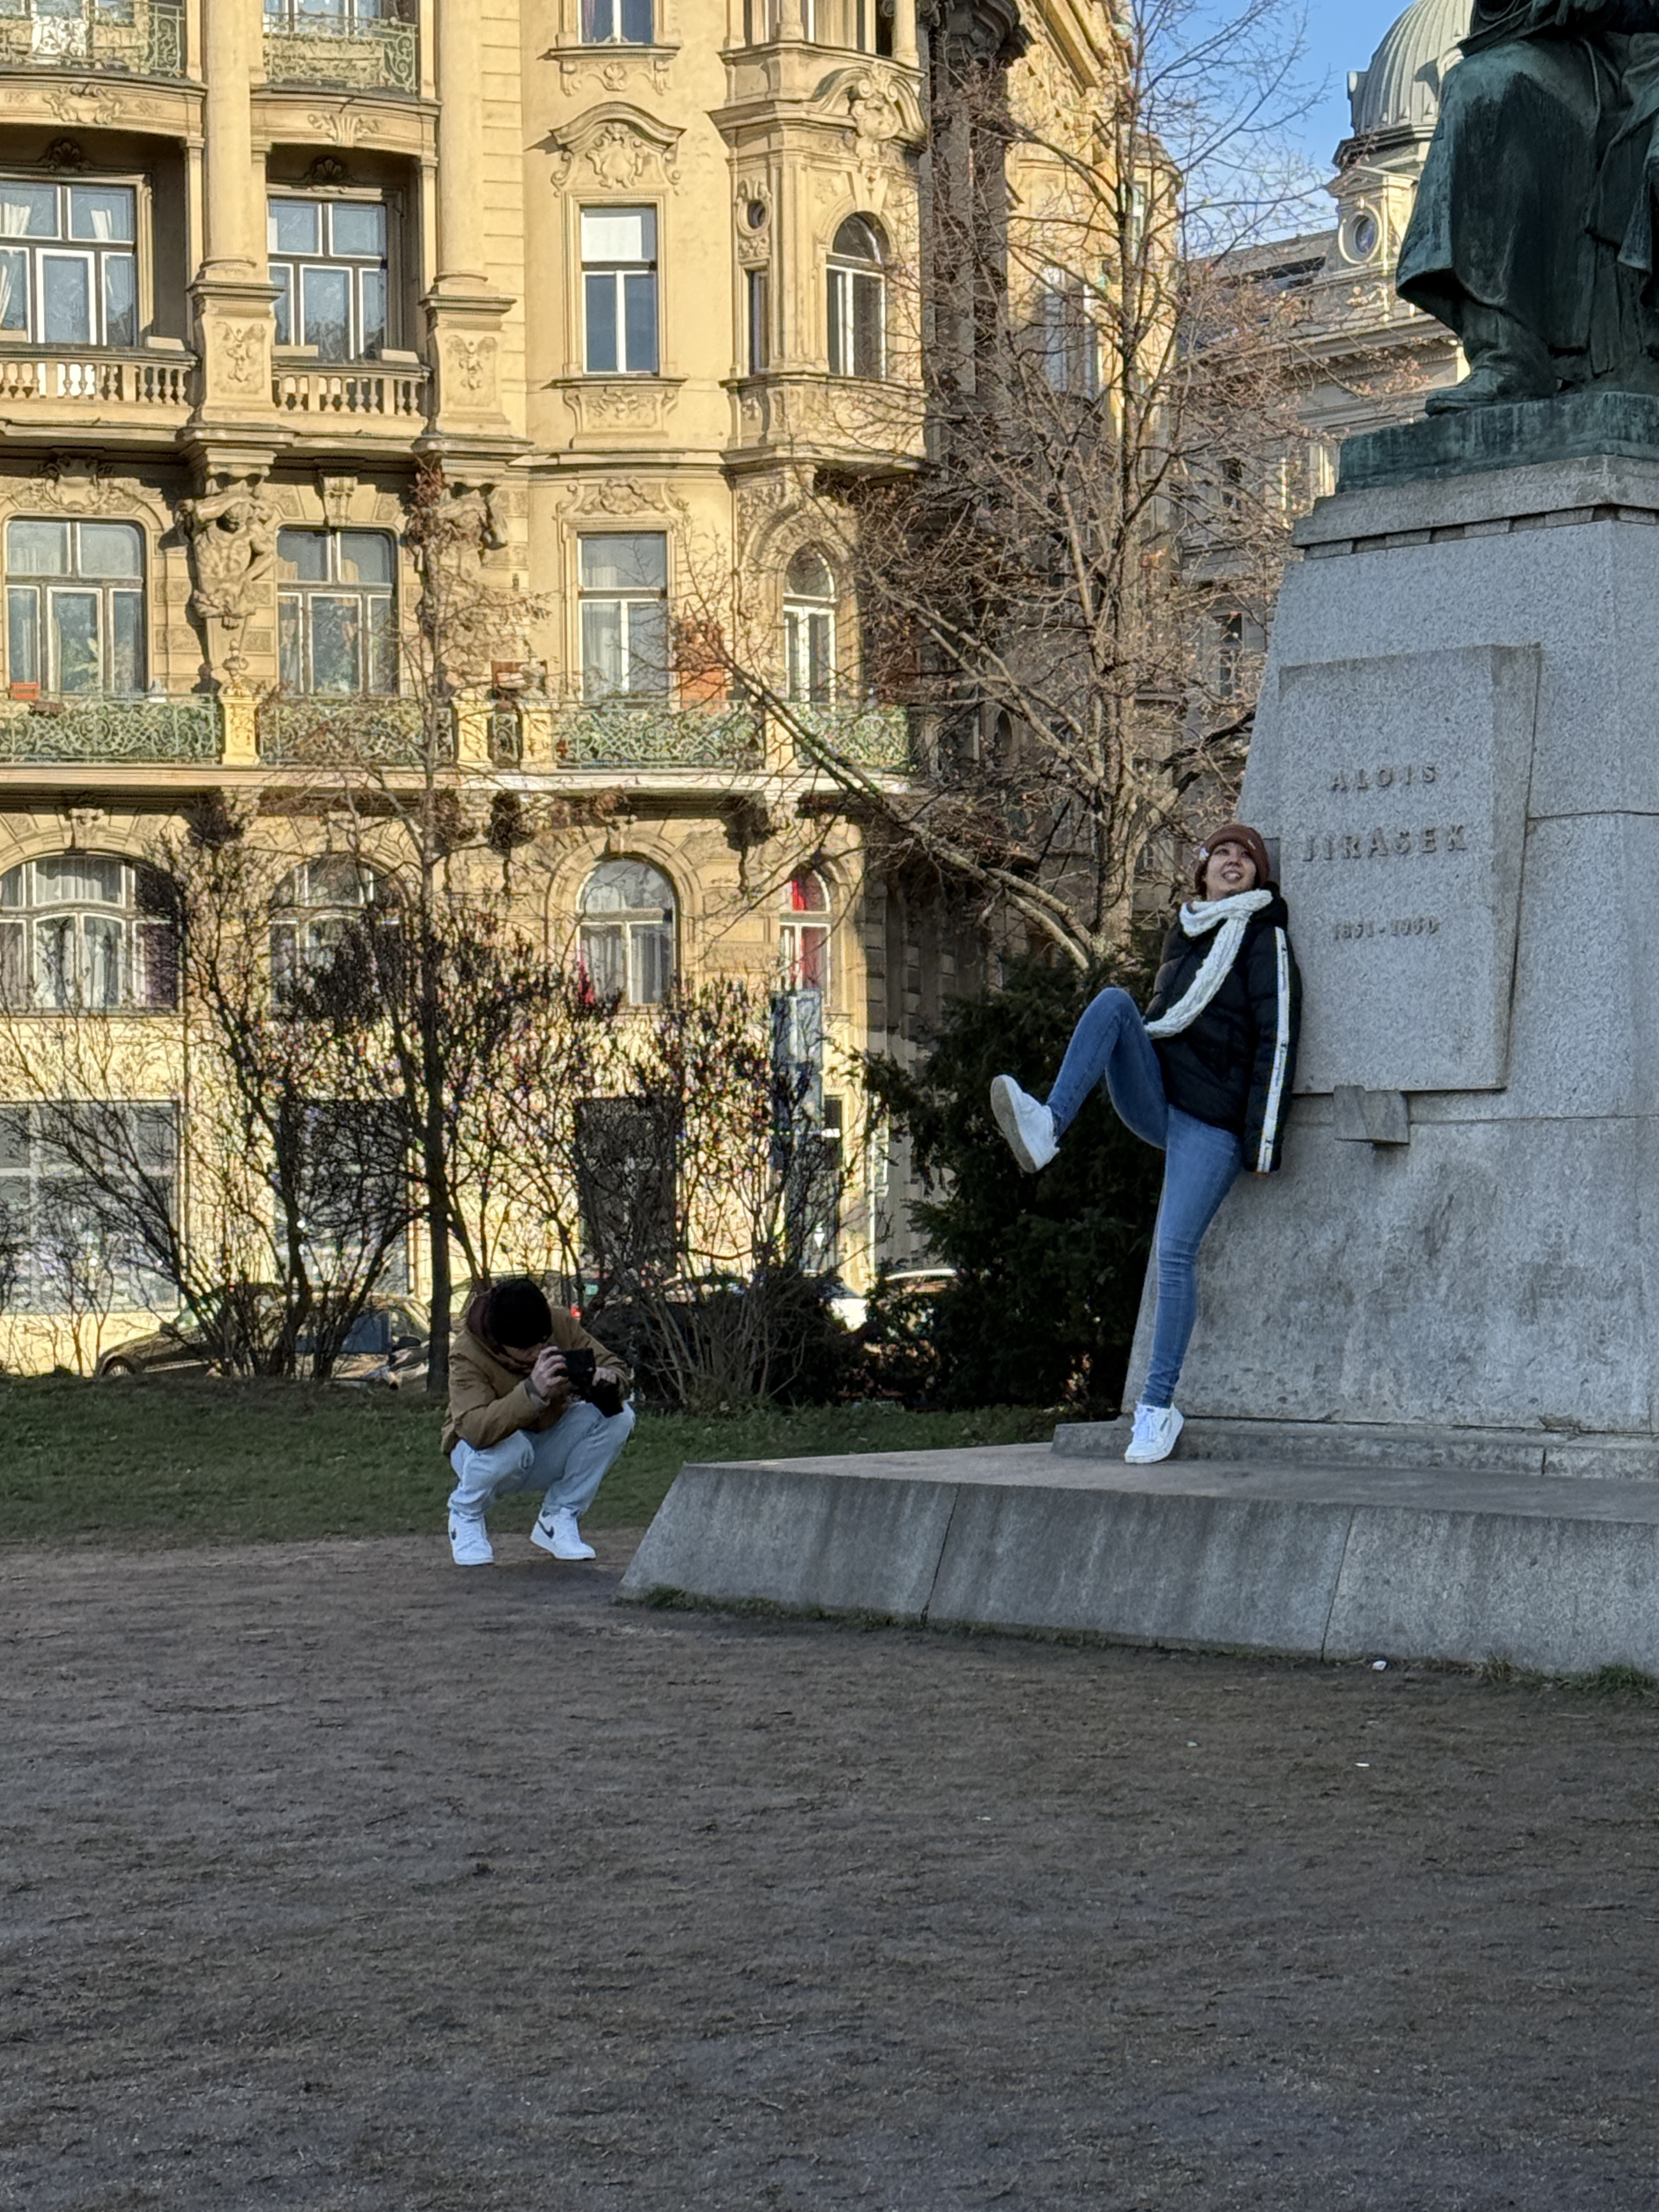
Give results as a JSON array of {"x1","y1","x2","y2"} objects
[{"x1": 442, "y1": 1277, "x2": 635, "y2": 1567}]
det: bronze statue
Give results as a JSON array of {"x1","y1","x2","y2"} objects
[{"x1": 1398, "y1": 0, "x2": 1659, "y2": 409}]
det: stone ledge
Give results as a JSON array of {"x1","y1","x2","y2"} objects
[
  {"x1": 1055, "y1": 1415, "x2": 1659, "y2": 1483},
  {"x1": 617, "y1": 1446, "x2": 1659, "y2": 1672},
  {"x1": 1295, "y1": 450, "x2": 1659, "y2": 555},
  {"x1": 1338, "y1": 388, "x2": 1659, "y2": 493}
]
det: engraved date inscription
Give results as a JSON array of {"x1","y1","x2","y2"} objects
[{"x1": 1333, "y1": 915, "x2": 1441, "y2": 942}]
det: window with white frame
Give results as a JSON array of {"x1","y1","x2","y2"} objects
[
  {"x1": 827, "y1": 215, "x2": 884, "y2": 378},
  {"x1": 579, "y1": 532, "x2": 668, "y2": 701},
  {"x1": 269, "y1": 853, "x2": 394, "y2": 1005},
  {"x1": 7, "y1": 518, "x2": 144, "y2": 698},
  {"x1": 0, "y1": 1099, "x2": 178, "y2": 1314},
  {"x1": 783, "y1": 548, "x2": 836, "y2": 705},
  {"x1": 579, "y1": 858, "x2": 675, "y2": 1007},
  {"x1": 581, "y1": 0, "x2": 651, "y2": 39},
  {"x1": 582, "y1": 206, "x2": 658, "y2": 374},
  {"x1": 780, "y1": 869, "x2": 831, "y2": 994},
  {"x1": 0, "y1": 177, "x2": 137, "y2": 349},
  {"x1": 268, "y1": 195, "x2": 389, "y2": 363},
  {"x1": 0, "y1": 853, "x2": 178, "y2": 1013},
  {"x1": 278, "y1": 529, "x2": 397, "y2": 696}
]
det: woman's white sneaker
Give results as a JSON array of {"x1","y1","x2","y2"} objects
[
  {"x1": 1124, "y1": 1403, "x2": 1183, "y2": 1464},
  {"x1": 990, "y1": 1075, "x2": 1057, "y2": 1173}
]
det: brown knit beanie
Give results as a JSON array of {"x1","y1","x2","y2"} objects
[{"x1": 1194, "y1": 822, "x2": 1272, "y2": 895}]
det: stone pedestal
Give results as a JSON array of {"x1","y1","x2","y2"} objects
[{"x1": 1126, "y1": 449, "x2": 1659, "y2": 1465}]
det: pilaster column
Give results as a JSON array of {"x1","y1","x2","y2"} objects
[
  {"x1": 893, "y1": 0, "x2": 918, "y2": 67},
  {"x1": 201, "y1": 0, "x2": 262, "y2": 276},
  {"x1": 424, "y1": 0, "x2": 516, "y2": 443},
  {"x1": 433, "y1": 0, "x2": 488, "y2": 293}
]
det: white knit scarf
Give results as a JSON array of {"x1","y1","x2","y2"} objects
[{"x1": 1142, "y1": 889, "x2": 1272, "y2": 1039}]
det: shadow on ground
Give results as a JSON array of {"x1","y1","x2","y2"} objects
[{"x1": 3, "y1": 1531, "x2": 1656, "y2": 2209}]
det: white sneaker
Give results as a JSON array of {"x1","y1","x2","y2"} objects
[
  {"x1": 448, "y1": 1509, "x2": 493, "y2": 1566},
  {"x1": 990, "y1": 1075, "x2": 1057, "y2": 1173},
  {"x1": 1124, "y1": 1402, "x2": 1183, "y2": 1465},
  {"x1": 532, "y1": 1508, "x2": 596, "y2": 1562}
]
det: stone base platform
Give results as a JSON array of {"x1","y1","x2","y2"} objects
[{"x1": 618, "y1": 1442, "x2": 1659, "y2": 1674}]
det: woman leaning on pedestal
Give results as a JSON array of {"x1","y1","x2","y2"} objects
[{"x1": 990, "y1": 825, "x2": 1301, "y2": 1466}]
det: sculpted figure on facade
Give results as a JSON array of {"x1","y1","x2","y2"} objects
[
  {"x1": 1399, "y1": 0, "x2": 1659, "y2": 407},
  {"x1": 179, "y1": 476, "x2": 281, "y2": 631}
]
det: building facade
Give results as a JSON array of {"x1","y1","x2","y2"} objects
[{"x1": 0, "y1": 0, "x2": 1121, "y2": 1364}]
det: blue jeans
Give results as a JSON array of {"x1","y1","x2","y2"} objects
[
  {"x1": 447, "y1": 1400, "x2": 636, "y2": 1524},
  {"x1": 1045, "y1": 986, "x2": 1242, "y2": 1408}
]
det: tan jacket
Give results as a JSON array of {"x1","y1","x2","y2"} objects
[{"x1": 441, "y1": 1310, "x2": 629, "y2": 1457}]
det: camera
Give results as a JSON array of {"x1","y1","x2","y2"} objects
[{"x1": 559, "y1": 1347, "x2": 625, "y2": 1419}]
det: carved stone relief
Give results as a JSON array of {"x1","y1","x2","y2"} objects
[
  {"x1": 546, "y1": 103, "x2": 683, "y2": 189},
  {"x1": 179, "y1": 476, "x2": 281, "y2": 678}
]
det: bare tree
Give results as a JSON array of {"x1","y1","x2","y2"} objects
[
  {"x1": 685, "y1": 0, "x2": 1322, "y2": 967},
  {"x1": 259, "y1": 462, "x2": 555, "y2": 1393},
  {"x1": 0, "y1": 816, "x2": 413, "y2": 1380}
]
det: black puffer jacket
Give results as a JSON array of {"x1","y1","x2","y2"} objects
[{"x1": 1143, "y1": 891, "x2": 1301, "y2": 1172}]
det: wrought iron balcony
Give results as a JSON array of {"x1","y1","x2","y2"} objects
[
  {"x1": 262, "y1": 0, "x2": 418, "y2": 94},
  {"x1": 258, "y1": 694, "x2": 439, "y2": 768},
  {"x1": 0, "y1": 0, "x2": 186, "y2": 77},
  {"x1": 550, "y1": 698, "x2": 763, "y2": 770},
  {"x1": 0, "y1": 696, "x2": 217, "y2": 763},
  {"x1": 785, "y1": 701, "x2": 911, "y2": 771}
]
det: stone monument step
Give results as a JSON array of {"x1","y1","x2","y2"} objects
[
  {"x1": 1053, "y1": 1417, "x2": 1659, "y2": 1484},
  {"x1": 618, "y1": 1443, "x2": 1659, "y2": 1675}
]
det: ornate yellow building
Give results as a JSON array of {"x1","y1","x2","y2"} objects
[{"x1": 0, "y1": 0, "x2": 1121, "y2": 1364}]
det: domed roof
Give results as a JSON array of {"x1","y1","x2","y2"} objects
[{"x1": 1348, "y1": 0, "x2": 1473, "y2": 139}]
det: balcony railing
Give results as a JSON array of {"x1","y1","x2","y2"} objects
[
  {"x1": 262, "y1": 1, "x2": 418, "y2": 94},
  {"x1": 0, "y1": 696, "x2": 217, "y2": 763},
  {"x1": 0, "y1": 349, "x2": 194, "y2": 411},
  {"x1": 273, "y1": 361, "x2": 427, "y2": 424},
  {"x1": 785, "y1": 701, "x2": 912, "y2": 771},
  {"x1": 259, "y1": 695, "x2": 438, "y2": 768},
  {"x1": 551, "y1": 699, "x2": 762, "y2": 770},
  {"x1": 0, "y1": 0, "x2": 185, "y2": 75}
]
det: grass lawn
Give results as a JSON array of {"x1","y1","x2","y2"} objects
[{"x1": 0, "y1": 1375, "x2": 1060, "y2": 1549}]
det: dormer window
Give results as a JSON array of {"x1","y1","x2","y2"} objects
[{"x1": 0, "y1": 179, "x2": 137, "y2": 349}]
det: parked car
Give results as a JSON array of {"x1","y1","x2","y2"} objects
[{"x1": 96, "y1": 1294, "x2": 429, "y2": 1385}]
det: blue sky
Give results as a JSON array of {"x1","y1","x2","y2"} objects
[{"x1": 1296, "y1": 0, "x2": 1414, "y2": 170}]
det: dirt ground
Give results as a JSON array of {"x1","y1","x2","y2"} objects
[{"x1": 4, "y1": 1534, "x2": 1659, "y2": 2211}]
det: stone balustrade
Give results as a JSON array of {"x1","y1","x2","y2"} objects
[
  {"x1": 261, "y1": 2, "x2": 419, "y2": 94},
  {"x1": 0, "y1": 351, "x2": 194, "y2": 413},
  {"x1": 272, "y1": 362, "x2": 429, "y2": 424},
  {"x1": 0, "y1": 0, "x2": 186, "y2": 77}
]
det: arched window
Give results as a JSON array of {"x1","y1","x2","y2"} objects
[
  {"x1": 780, "y1": 868, "x2": 830, "y2": 994},
  {"x1": 0, "y1": 853, "x2": 177, "y2": 1011},
  {"x1": 827, "y1": 216, "x2": 884, "y2": 379},
  {"x1": 784, "y1": 548, "x2": 836, "y2": 705},
  {"x1": 579, "y1": 858, "x2": 675, "y2": 1006},
  {"x1": 270, "y1": 854, "x2": 387, "y2": 998}
]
